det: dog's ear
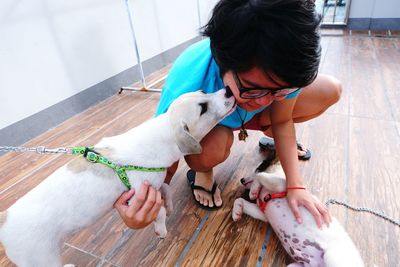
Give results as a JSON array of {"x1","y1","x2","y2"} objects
[
  {"x1": 255, "y1": 173, "x2": 286, "y2": 192},
  {"x1": 175, "y1": 121, "x2": 202, "y2": 154},
  {"x1": 170, "y1": 116, "x2": 202, "y2": 154}
]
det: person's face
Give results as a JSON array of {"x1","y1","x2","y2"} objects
[{"x1": 223, "y1": 66, "x2": 290, "y2": 112}]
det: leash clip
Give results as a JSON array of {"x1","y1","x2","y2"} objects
[{"x1": 263, "y1": 193, "x2": 272, "y2": 202}]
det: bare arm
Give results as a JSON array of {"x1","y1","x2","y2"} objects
[{"x1": 269, "y1": 98, "x2": 331, "y2": 228}]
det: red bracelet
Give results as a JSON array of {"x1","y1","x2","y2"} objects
[{"x1": 287, "y1": 186, "x2": 306, "y2": 190}]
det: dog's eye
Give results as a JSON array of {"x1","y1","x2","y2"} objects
[{"x1": 199, "y1": 102, "x2": 208, "y2": 116}]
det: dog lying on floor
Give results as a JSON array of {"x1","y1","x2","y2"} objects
[
  {"x1": 232, "y1": 150, "x2": 364, "y2": 267},
  {"x1": 0, "y1": 89, "x2": 236, "y2": 267}
]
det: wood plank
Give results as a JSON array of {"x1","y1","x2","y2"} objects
[
  {"x1": 320, "y1": 36, "x2": 351, "y2": 116},
  {"x1": 373, "y1": 38, "x2": 400, "y2": 121},
  {"x1": 347, "y1": 117, "x2": 400, "y2": 267},
  {"x1": 262, "y1": 231, "x2": 291, "y2": 267},
  {"x1": 349, "y1": 36, "x2": 393, "y2": 120},
  {"x1": 0, "y1": 242, "x2": 104, "y2": 266},
  {"x1": 62, "y1": 244, "x2": 102, "y2": 267},
  {"x1": 0, "y1": 245, "x2": 15, "y2": 267}
]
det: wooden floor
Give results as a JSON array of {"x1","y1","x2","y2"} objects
[{"x1": 1, "y1": 30, "x2": 400, "y2": 267}]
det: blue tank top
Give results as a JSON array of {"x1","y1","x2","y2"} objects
[{"x1": 155, "y1": 39, "x2": 300, "y2": 128}]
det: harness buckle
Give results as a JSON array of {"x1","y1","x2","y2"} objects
[
  {"x1": 86, "y1": 151, "x2": 99, "y2": 163},
  {"x1": 263, "y1": 193, "x2": 272, "y2": 202}
]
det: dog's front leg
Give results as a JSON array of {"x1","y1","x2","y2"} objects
[
  {"x1": 160, "y1": 183, "x2": 173, "y2": 216},
  {"x1": 232, "y1": 198, "x2": 268, "y2": 223},
  {"x1": 249, "y1": 180, "x2": 262, "y2": 200},
  {"x1": 153, "y1": 206, "x2": 167, "y2": 238}
]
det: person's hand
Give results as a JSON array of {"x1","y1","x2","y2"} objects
[
  {"x1": 286, "y1": 189, "x2": 332, "y2": 228},
  {"x1": 114, "y1": 181, "x2": 163, "y2": 229}
]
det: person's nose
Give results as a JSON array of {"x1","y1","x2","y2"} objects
[{"x1": 255, "y1": 94, "x2": 274, "y2": 106}]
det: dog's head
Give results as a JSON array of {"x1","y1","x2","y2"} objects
[
  {"x1": 167, "y1": 88, "x2": 236, "y2": 155},
  {"x1": 240, "y1": 146, "x2": 286, "y2": 200}
]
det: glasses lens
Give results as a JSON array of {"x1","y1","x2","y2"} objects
[
  {"x1": 272, "y1": 88, "x2": 299, "y2": 97},
  {"x1": 240, "y1": 90, "x2": 270, "y2": 99}
]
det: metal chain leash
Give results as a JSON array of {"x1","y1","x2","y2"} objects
[
  {"x1": 325, "y1": 198, "x2": 400, "y2": 227},
  {"x1": 0, "y1": 146, "x2": 70, "y2": 155}
]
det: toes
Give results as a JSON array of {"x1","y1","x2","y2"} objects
[
  {"x1": 214, "y1": 188, "x2": 223, "y2": 207},
  {"x1": 195, "y1": 190, "x2": 213, "y2": 207},
  {"x1": 194, "y1": 191, "x2": 201, "y2": 203},
  {"x1": 298, "y1": 150, "x2": 306, "y2": 157}
]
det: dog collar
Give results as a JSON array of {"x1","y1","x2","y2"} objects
[
  {"x1": 71, "y1": 147, "x2": 166, "y2": 190},
  {"x1": 257, "y1": 192, "x2": 287, "y2": 212}
]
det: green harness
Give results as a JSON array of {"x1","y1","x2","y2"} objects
[{"x1": 71, "y1": 147, "x2": 166, "y2": 190}]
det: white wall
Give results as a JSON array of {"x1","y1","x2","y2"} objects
[
  {"x1": 350, "y1": 0, "x2": 400, "y2": 18},
  {"x1": 0, "y1": 0, "x2": 217, "y2": 130}
]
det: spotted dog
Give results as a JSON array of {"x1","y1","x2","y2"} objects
[{"x1": 232, "y1": 151, "x2": 364, "y2": 267}]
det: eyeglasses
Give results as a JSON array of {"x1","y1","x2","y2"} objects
[{"x1": 232, "y1": 71, "x2": 301, "y2": 99}]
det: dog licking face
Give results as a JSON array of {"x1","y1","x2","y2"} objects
[
  {"x1": 168, "y1": 89, "x2": 236, "y2": 155},
  {"x1": 0, "y1": 88, "x2": 236, "y2": 267}
]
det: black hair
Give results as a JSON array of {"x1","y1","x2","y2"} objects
[{"x1": 202, "y1": 0, "x2": 322, "y2": 88}]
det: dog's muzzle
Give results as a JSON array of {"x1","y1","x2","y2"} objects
[{"x1": 224, "y1": 85, "x2": 234, "y2": 98}]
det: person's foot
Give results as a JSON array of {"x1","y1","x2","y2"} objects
[
  {"x1": 296, "y1": 142, "x2": 310, "y2": 159},
  {"x1": 259, "y1": 137, "x2": 311, "y2": 161},
  {"x1": 187, "y1": 169, "x2": 222, "y2": 209}
]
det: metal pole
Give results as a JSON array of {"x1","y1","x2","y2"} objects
[
  {"x1": 121, "y1": 0, "x2": 148, "y2": 92},
  {"x1": 196, "y1": 0, "x2": 202, "y2": 30}
]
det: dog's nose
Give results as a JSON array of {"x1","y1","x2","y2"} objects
[
  {"x1": 240, "y1": 178, "x2": 246, "y2": 185},
  {"x1": 224, "y1": 85, "x2": 233, "y2": 98}
]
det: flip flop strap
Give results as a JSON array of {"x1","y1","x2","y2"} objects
[
  {"x1": 191, "y1": 182, "x2": 218, "y2": 195},
  {"x1": 297, "y1": 142, "x2": 307, "y2": 152}
]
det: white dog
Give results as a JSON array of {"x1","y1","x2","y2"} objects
[
  {"x1": 232, "y1": 154, "x2": 364, "y2": 267},
  {"x1": 0, "y1": 89, "x2": 236, "y2": 267}
]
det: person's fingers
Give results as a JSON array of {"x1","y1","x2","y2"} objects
[
  {"x1": 288, "y1": 199, "x2": 303, "y2": 224},
  {"x1": 304, "y1": 202, "x2": 323, "y2": 228},
  {"x1": 127, "y1": 182, "x2": 150, "y2": 217},
  {"x1": 114, "y1": 189, "x2": 135, "y2": 212},
  {"x1": 148, "y1": 190, "x2": 163, "y2": 220},
  {"x1": 141, "y1": 186, "x2": 157, "y2": 215},
  {"x1": 317, "y1": 203, "x2": 331, "y2": 227}
]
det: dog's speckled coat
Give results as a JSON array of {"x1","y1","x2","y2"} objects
[{"x1": 233, "y1": 163, "x2": 364, "y2": 267}]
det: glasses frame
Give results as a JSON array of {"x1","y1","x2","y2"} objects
[{"x1": 232, "y1": 71, "x2": 300, "y2": 99}]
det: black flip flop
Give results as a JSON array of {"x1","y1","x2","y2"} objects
[
  {"x1": 187, "y1": 169, "x2": 223, "y2": 210},
  {"x1": 259, "y1": 137, "x2": 312, "y2": 161}
]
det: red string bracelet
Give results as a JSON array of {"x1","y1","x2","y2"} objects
[{"x1": 287, "y1": 186, "x2": 306, "y2": 190}]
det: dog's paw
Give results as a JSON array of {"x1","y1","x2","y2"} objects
[
  {"x1": 232, "y1": 198, "x2": 244, "y2": 222},
  {"x1": 154, "y1": 222, "x2": 167, "y2": 239},
  {"x1": 249, "y1": 181, "x2": 262, "y2": 200},
  {"x1": 160, "y1": 183, "x2": 174, "y2": 216},
  {"x1": 249, "y1": 190, "x2": 258, "y2": 200}
]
